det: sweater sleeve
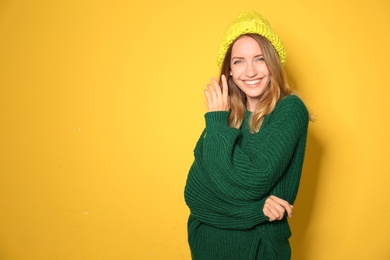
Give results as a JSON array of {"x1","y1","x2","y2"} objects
[
  {"x1": 251, "y1": 131, "x2": 308, "y2": 223},
  {"x1": 203, "y1": 96, "x2": 308, "y2": 198}
]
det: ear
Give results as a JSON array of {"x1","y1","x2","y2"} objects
[{"x1": 230, "y1": 70, "x2": 233, "y2": 76}]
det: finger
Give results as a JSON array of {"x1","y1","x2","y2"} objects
[
  {"x1": 221, "y1": 74, "x2": 229, "y2": 100},
  {"x1": 264, "y1": 200, "x2": 283, "y2": 220},
  {"x1": 267, "y1": 197, "x2": 290, "y2": 219},
  {"x1": 207, "y1": 83, "x2": 218, "y2": 104},
  {"x1": 221, "y1": 74, "x2": 230, "y2": 110},
  {"x1": 263, "y1": 207, "x2": 277, "y2": 222},
  {"x1": 268, "y1": 204, "x2": 284, "y2": 220},
  {"x1": 211, "y1": 78, "x2": 222, "y2": 103},
  {"x1": 211, "y1": 77, "x2": 221, "y2": 90},
  {"x1": 285, "y1": 204, "x2": 293, "y2": 218},
  {"x1": 269, "y1": 195, "x2": 289, "y2": 206},
  {"x1": 205, "y1": 85, "x2": 216, "y2": 108},
  {"x1": 204, "y1": 89, "x2": 212, "y2": 108},
  {"x1": 269, "y1": 196, "x2": 293, "y2": 218}
]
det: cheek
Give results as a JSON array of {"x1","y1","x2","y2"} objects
[
  {"x1": 261, "y1": 65, "x2": 270, "y2": 76},
  {"x1": 230, "y1": 72, "x2": 240, "y2": 86},
  {"x1": 230, "y1": 74, "x2": 242, "y2": 90},
  {"x1": 230, "y1": 68, "x2": 241, "y2": 80}
]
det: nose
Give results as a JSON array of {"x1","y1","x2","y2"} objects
[{"x1": 245, "y1": 62, "x2": 258, "y2": 78}]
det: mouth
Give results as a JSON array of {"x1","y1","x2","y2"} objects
[{"x1": 244, "y1": 79, "x2": 261, "y2": 86}]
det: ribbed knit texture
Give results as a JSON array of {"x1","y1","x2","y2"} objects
[
  {"x1": 217, "y1": 11, "x2": 286, "y2": 69},
  {"x1": 184, "y1": 95, "x2": 309, "y2": 260}
]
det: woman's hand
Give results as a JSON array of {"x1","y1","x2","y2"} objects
[
  {"x1": 263, "y1": 195, "x2": 293, "y2": 222},
  {"x1": 204, "y1": 75, "x2": 230, "y2": 112}
]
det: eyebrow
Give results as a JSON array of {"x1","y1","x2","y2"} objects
[{"x1": 231, "y1": 54, "x2": 264, "y2": 60}]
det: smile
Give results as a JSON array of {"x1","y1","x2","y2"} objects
[{"x1": 244, "y1": 79, "x2": 261, "y2": 85}]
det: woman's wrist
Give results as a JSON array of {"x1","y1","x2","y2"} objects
[{"x1": 204, "y1": 111, "x2": 230, "y2": 133}]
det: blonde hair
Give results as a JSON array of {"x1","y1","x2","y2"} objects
[{"x1": 220, "y1": 34, "x2": 293, "y2": 133}]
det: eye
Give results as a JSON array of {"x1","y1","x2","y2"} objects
[
  {"x1": 255, "y1": 56, "x2": 265, "y2": 62},
  {"x1": 232, "y1": 59, "x2": 243, "y2": 65}
]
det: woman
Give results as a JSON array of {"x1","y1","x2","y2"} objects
[{"x1": 184, "y1": 11, "x2": 311, "y2": 259}]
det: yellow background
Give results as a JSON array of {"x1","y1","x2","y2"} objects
[{"x1": 1, "y1": 0, "x2": 389, "y2": 259}]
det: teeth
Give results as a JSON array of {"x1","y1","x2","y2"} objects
[{"x1": 245, "y1": 80, "x2": 260, "y2": 85}]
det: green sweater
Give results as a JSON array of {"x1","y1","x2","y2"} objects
[{"x1": 184, "y1": 95, "x2": 309, "y2": 260}]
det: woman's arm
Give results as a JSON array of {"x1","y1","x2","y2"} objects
[{"x1": 202, "y1": 96, "x2": 308, "y2": 199}]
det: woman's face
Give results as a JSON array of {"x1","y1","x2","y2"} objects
[{"x1": 230, "y1": 36, "x2": 270, "y2": 111}]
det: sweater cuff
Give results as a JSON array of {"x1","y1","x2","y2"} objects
[{"x1": 204, "y1": 111, "x2": 230, "y2": 133}]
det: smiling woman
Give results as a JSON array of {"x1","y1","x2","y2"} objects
[
  {"x1": 1, "y1": 0, "x2": 389, "y2": 259},
  {"x1": 184, "y1": 11, "x2": 314, "y2": 259}
]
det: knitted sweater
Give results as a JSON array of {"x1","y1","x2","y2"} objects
[{"x1": 184, "y1": 95, "x2": 309, "y2": 260}]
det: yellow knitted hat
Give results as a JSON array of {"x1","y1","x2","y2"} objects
[{"x1": 217, "y1": 11, "x2": 286, "y2": 69}]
